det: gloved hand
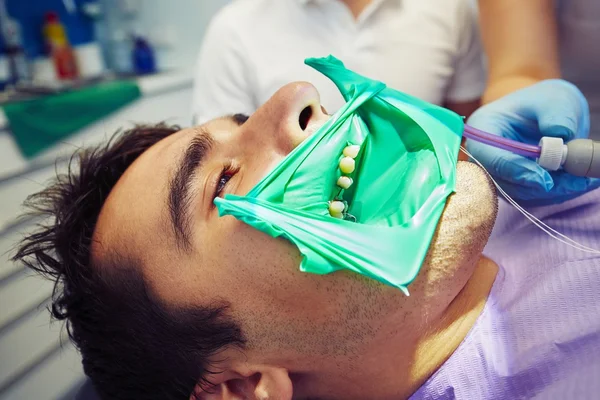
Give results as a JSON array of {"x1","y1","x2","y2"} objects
[{"x1": 466, "y1": 79, "x2": 600, "y2": 206}]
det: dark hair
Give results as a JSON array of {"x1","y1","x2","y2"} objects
[{"x1": 12, "y1": 124, "x2": 246, "y2": 399}]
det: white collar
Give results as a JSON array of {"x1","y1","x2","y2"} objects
[
  {"x1": 294, "y1": 0, "x2": 392, "y2": 8},
  {"x1": 295, "y1": 0, "x2": 329, "y2": 5}
]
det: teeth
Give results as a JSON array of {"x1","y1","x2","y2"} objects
[
  {"x1": 330, "y1": 212, "x2": 344, "y2": 219},
  {"x1": 330, "y1": 144, "x2": 360, "y2": 220},
  {"x1": 339, "y1": 157, "x2": 355, "y2": 174},
  {"x1": 337, "y1": 176, "x2": 353, "y2": 189},
  {"x1": 329, "y1": 200, "x2": 346, "y2": 215},
  {"x1": 343, "y1": 145, "x2": 360, "y2": 159}
]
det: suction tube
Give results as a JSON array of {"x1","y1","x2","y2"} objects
[
  {"x1": 463, "y1": 125, "x2": 600, "y2": 178},
  {"x1": 463, "y1": 124, "x2": 542, "y2": 158}
]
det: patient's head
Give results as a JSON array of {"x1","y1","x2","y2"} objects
[{"x1": 14, "y1": 83, "x2": 497, "y2": 400}]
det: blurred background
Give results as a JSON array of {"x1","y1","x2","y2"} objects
[{"x1": 0, "y1": 1, "x2": 229, "y2": 399}]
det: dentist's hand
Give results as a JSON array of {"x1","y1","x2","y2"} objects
[{"x1": 466, "y1": 79, "x2": 600, "y2": 206}]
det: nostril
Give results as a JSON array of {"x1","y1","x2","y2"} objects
[{"x1": 298, "y1": 106, "x2": 313, "y2": 131}]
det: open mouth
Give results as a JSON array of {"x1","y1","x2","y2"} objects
[{"x1": 215, "y1": 56, "x2": 464, "y2": 292}]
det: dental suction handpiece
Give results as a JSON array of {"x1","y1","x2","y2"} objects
[
  {"x1": 463, "y1": 124, "x2": 600, "y2": 178},
  {"x1": 537, "y1": 137, "x2": 600, "y2": 178}
]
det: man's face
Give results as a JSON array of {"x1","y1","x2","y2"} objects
[{"x1": 94, "y1": 82, "x2": 497, "y2": 365}]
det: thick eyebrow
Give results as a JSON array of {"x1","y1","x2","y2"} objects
[
  {"x1": 168, "y1": 128, "x2": 214, "y2": 250},
  {"x1": 167, "y1": 115, "x2": 246, "y2": 250}
]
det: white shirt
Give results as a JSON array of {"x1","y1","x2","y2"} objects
[
  {"x1": 557, "y1": 0, "x2": 600, "y2": 139},
  {"x1": 192, "y1": 0, "x2": 485, "y2": 124}
]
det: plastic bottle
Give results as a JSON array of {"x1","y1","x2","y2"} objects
[
  {"x1": 43, "y1": 11, "x2": 79, "y2": 80},
  {"x1": 0, "y1": 46, "x2": 9, "y2": 90},
  {"x1": 0, "y1": 0, "x2": 29, "y2": 83},
  {"x1": 132, "y1": 36, "x2": 156, "y2": 75},
  {"x1": 110, "y1": 29, "x2": 133, "y2": 74}
]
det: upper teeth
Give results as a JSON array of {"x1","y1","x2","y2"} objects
[
  {"x1": 337, "y1": 176, "x2": 353, "y2": 189},
  {"x1": 329, "y1": 200, "x2": 346, "y2": 214},
  {"x1": 339, "y1": 157, "x2": 356, "y2": 174},
  {"x1": 343, "y1": 145, "x2": 360, "y2": 158},
  {"x1": 329, "y1": 144, "x2": 360, "y2": 219}
]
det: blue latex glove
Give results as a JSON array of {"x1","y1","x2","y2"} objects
[{"x1": 467, "y1": 79, "x2": 600, "y2": 206}]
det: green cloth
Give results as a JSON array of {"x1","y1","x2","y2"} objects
[
  {"x1": 215, "y1": 56, "x2": 463, "y2": 294},
  {"x1": 4, "y1": 80, "x2": 141, "y2": 158}
]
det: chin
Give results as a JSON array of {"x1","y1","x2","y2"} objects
[
  {"x1": 438, "y1": 161, "x2": 498, "y2": 259},
  {"x1": 452, "y1": 161, "x2": 499, "y2": 226},
  {"x1": 410, "y1": 161, "x2": 498, "y2": 302}
]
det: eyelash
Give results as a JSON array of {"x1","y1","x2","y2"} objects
[{"x1": 214, "y1": 163, "x2": 238, "y2": 199}]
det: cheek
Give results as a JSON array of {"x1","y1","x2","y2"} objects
[
  {"x1": 207, "y1": 216, "x2": 303, "y2": 293},
  {"x1": 207, "y1": 216, "x2": 348, "y2": 317}
]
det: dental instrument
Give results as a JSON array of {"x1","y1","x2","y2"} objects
[{"x1": 463, "y1": 124, "x2": 600, "y2": 178}]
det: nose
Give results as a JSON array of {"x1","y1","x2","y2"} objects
[{"x1": 246, "y1": 82, "x2": 330, "y2": 153}]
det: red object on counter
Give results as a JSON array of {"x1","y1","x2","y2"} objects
[{"x1": 43, "y1": 11, "x2": 79, "y2": 80}]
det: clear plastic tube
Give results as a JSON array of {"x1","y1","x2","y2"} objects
[{"x1": 463, "y1": 124, "x2": 541, "y2": 158}]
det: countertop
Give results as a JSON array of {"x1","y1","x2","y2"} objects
[{"x1": 0, "y1": 70, "x2": 193, "y2": 182}]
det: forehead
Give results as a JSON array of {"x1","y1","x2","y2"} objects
[{"x1": 92, "y1": 119, "x2": 236, "y2": 267}]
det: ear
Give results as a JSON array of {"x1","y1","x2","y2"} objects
[{"x1": 192, "y1": 364, "x2": 293, "y2": 400}]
